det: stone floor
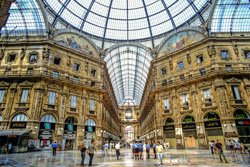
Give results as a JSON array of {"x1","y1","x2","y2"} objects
[{"x1": 0, "y1": 149, "x2": 249, "y2": 167}]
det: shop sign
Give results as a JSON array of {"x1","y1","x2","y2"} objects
[
  {"x1": 10, "y1": 122, "x2": 27, "y2": 129},
  {"x1": 182, "y1": 123, "x2": 196, "y2": 130},
  {"x1": 164, "y1": 125, "x2": 175, "y2": 131},
  {"x1": 63, "y1": 131, "x2": 76, "y2": 139},
  {"x1": 85, "y1": 132, "x2": 93, "y2": 139},
  {"x1": 236, "y1": 119, "x2": 250, "y2": 126},
  {"x1": 39, "y1": 130, "x2": 52, "y2": 139},
  {"x1": 204, "y1": 120, "x2": 221, "y2": 128}
]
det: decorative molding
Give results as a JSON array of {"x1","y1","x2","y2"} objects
[{"x1": 19, "y1": 80, "x2": 33, "y2": 87}]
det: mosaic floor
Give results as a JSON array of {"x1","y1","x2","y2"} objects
[{"x1": 0, "y1": 149, "x2": 249, "y2": 167}]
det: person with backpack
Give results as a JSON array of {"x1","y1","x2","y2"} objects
[{"x1": 80, "y1": 144, "x2": 87, "y2": 165}]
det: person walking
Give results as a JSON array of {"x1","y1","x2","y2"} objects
[
  {"x1": 80, "y1": 144, "x2": 87, "y2": 165},
  {"x1": 138, "y1": 141, "x2": 143, "y2": 160},
  {"x1": 8, "y1": 143, "x2": 12, "y2": 154},
  {"x1": 146, "y1": 142, "x2": 151, "y2": 159},
  {"x1": 115, "y1": 142, "x2": 121, "y2": 160},
  {"x1": 156, "y1": 141, "x2": 164, "y2": 166},
  {"x1": 215, "y1": 139, "x2": 228, "y2": 163},
  {"x1": 88, "y1": 140, "x2": 96, "y2": 166},
  {"x1": 153, "y1": 141, "x2": 157, "y2": 159},
  {"x1": 52, "y1": 141, "x2": 58, "y2": 156},
  {"x1": 209, "y1": 140, "x2": 215, "y2": 155}
]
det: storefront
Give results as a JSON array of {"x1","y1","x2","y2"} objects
[
  {"x1": 234, "y1": 109, "x2": 250, "y2": 144},
  {"x1": 84, "y1": 119, "x2": 96, "y2": 147},
  {"x1": 63, "y1": 117, "x2": 77, "y2": 150},
  {"x1": 163, "y1": 118, "x2": 175, "y2": 148},
  {"x1": 0, "y1": 113, "x2": 31, "y2": 153},
  {"x1": 182, "y1": 115, "x2": 197, "y2": 148},
  {"x1": 203, "y1": 112, "x2": 224, "y2": 147},
  {"x1": 39, "y1": 114, "x2": 56, "y2": 149}
]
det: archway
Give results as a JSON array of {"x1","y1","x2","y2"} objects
[
  {"x1": 124, "y1": 125, "x2": 134, "y2": 143},
  {"x1": 182, "y1": 115, "x2": 197, "y2": 148},
  {"x1": 163, "y1": 118, "x2": 175, "y2": 148},
  {"x1": 63, "y1": 117, "x2": 78, "y2": 150},
  {"x1": 84, "y1": 119, "x2": 96, "y2": 147},
  {"x1": 203, "y1": 112, "x2": 224, "y2": 148},
  {"x1": 234, "y1": 109, "x2": 250, "y2": 144},
  {"x1": 39, "y1": 114, "x2": 57, "y2": 149}
]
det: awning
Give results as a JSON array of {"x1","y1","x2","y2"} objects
[{"x1": 0, "y1": 130, "x2": 31, "y2": 136}]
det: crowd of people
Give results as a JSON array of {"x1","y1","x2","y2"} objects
[{"x1": 46, "y1": 139, "x2": 250, "y2": 166}]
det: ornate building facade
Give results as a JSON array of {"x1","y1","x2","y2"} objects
[{"x1": 140, "y1": 30, "x2": 250, "y2": 149}]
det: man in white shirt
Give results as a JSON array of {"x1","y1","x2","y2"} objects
[
  {"x1": 115, "y1": 142, "x2": 120, "y2": 160},
  {"x1": 156, "y1": 141, "x2": 164, "y2": 165}
]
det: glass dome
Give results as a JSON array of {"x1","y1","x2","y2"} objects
[{"x1": 42, "y1": 0, "x2": 209, "y2": 45}]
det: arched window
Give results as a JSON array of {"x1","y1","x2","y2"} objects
[
  {"x1": 41, "y1": 114, "x2": 56, "y2": 123},
  {"x1": 234, "y1": 110, "x2": 249, "y2": 119},
  {"x1": 125, "y1": 108, "x2": 132, "y2": 119},
  {"x1": 165, "y1": 118, "x2": 174, "y2": 125},
  {"x1": 0, "y1": 115, "x2": 2, "y2": 122},
  {"x1": 204, "y1": 112, "x2": 220, "y2": 121},
  {"x1": 65, "y1": 117, "x2": 78, "y2": 124},
  {"x1": 182, "y1": 115, "x2": 195, "y2": 123},
  {"x1": 12, "y1": 113, "x2": 27, "y2": 122},
  {"x1": 85, "y1": 119, "x2": 96, "y2": 126}
]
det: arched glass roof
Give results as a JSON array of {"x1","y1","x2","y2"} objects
[
  {"x1": 1, "y1": 0, "x2": 46, "y2": 37},
  {"x1": 211, "y1": 0, "x2": 250, "y2": 33},
  {"x1": 104, "y1": 45, "x2": 153, "y2": 106},
  {"x1": 42, "y1": 0, "x2": 209, "y2": 47}
]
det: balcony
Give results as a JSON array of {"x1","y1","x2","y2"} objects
[
  {"x1": 231, "y1": 99, "x2": 247, "y2": 107},
  {"x1": 43, "y1": 104, "x2": 58, "y2": 112},
  {"x1": 14, "y1": 102, "x2": 30, "y2": 111},
  {"x1": 89, "y1": 110, "x2": 95, "y2": 115}
]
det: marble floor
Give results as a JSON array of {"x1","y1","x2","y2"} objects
[{"x1": 0, "y1": 149, "x2": 249, "y2": 167}]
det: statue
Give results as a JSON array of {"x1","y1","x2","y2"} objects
[
  {"x1": 233, "y1": 45, "x2": 239, "y2": 57},
  {"x1": 20, "y1": 48, "x2": 26, "y2": 60},
  {"x1": 67, "y1": 57, "x2": 71, "y2": 67},
  {"x1": 0, "y1": 49, "x2": 4, "y2": 60},
  {"x1": 42, "y1": 48, "x2": 50, "y2": 63},
  {"x1": 207, "y1": 45, "x2": 216, "y2": 57}
]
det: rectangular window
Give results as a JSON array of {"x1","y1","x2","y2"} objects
[
  {"x1": 29, "y1": 53, "x2": 38, "y2": 63},
  {"x1": 73, "y1": 76, "x2": 79, "y2": 82},
  {"x1": 221, "y1": 50, "x2": 229, "y2": 59},
  {"x1": 181, "y1": 94, "x2": 188, "y2": 106},
  {"x1": 163, "y1": 99, "x2": 169, "y2": 110},
  {"x1": 8, "y1": 54, "x2": 16, "y2": 62},
  {"x1": 177, "y1": 61, "x2": 184, "y2": 70},
  {"x1": 0, "y1": 89, "x2": 5, "y2": 103},
  {"x1": 91, "y1": 69, "x2": 96, "y2": 76},
  {"x1": 73, "y1": 63, "x2": 80, "y2": 71},
  {"x1": 89, "y1": 99, "x2": 95, "y2": 111},
  {"x1": 244, "y1": 51, "x2": 250, "y2": 58},
  {"x1": 179, "y1": 75, "x2": 185, "y2": 81},
  {"x1": 70, "y1": 95, "x2": 77, "y2": 109},
  {"x1": 48, "y1": 92, "x2": 56, "y2": 105},
  {"x1": 54, "y1": 57, "x2": 61, "y2": 65},
  {"x1": 203, "y1": 89, "x2": 211, "y2": 102},
  {"x1": 197, "y1": 55, "x2": 204, "y2": 64},
  {"x1": 231, "y1": 86, "x2": 241, "y2": 100},
  {"x1": 162, "y1": 79, "x2": 167, "y2": 86},
  {"x1": 52, "y1": 71, "x2": 59, "y2": 78},
  {"x1": 161, "y1": 68, "x2": 167, "y2": 75},
  {"x1": 199, "y1": 68, "x2": 206, "y2": 75},
  {"x1": 225, "y1": 64, "x2": 232, "y2": 71},
  {"x1": 20, "y1": 89, "x2": 29, "y2": 103}
]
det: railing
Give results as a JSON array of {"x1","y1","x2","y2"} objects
[
  {"x1": 0, "y1": 68, "x2": 103, "y2": 90},
  {"x1": 155, "y1": 66, "x2": 250, "y2": 90}
]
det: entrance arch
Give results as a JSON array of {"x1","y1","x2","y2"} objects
[
  {"x1": 234, "y1": 109, "x2": 250, "y2": 144},
  {"x1": 163, "y1": 118, "x2": 175, "y2": 148},
  {"x1": 84, "y1": 119, "x2": 96, "y2": 147},
  {"x1": 63, "y1": 117, "x2": 78, "y2": 150},
  {"x1": 182, "y1": 115, "x2": 197, "y2": 148},
  {"x1": 124, "y1": 125, "x2": 134, "y2": 143},
  {"x1": 203, "y1": 112, "x2": 223, "y2": 148}
]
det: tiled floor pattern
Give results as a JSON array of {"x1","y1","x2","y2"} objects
[{"x1": 0, "y1": 149, "x2": 249, "y2": 167}]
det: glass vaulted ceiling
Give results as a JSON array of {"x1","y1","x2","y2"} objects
[
  {"x1": 42, "y1": 0, "x2": 209, "y2": 47},
  {"x1": 104, "y1": 46, "x2": 153, "y2": 106}
]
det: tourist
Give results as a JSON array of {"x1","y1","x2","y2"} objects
[
  {"x1": 88, "y1": 140, "x2": 96, "y2": 166},
  {"x1": 115, "y1": 142, "x2": 120, "y2": 160},
  {"x1": 52, "y1": 141, "x2": 58, "y2": 156},
  {"x1": 138, "y1": 141, "x2": 143, "y2": 159},
  {"x1": 146, "y1": 142, "x2": 151, "y2": 159},
  {"x1": 214, "y1": 139, "x2": 228, "y2": 163},
  {"x1": 103, "y1": 142, "x2": 109, "y2": 156},
  {"x1": 134, "y1": 141, "x2": 139, "y2": 160},
  {"x1": 209, "y1": 140, "x2": 215, "y2": 155},
  {"x1": 156, "y1": 141, "x2": 164, "y2": 165},
  {"x1": 153, "y1": 141, "x2": 157, "y2": 159},
  {"x1": 234, "y1": 140, "x2": 241, "y2": 153},
  {"x1": 8, "y1": 143, "x2": 12, "y2": 154},
  {"x1": 80, "y1": 144, "x2": 87, "y2": 165}
]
